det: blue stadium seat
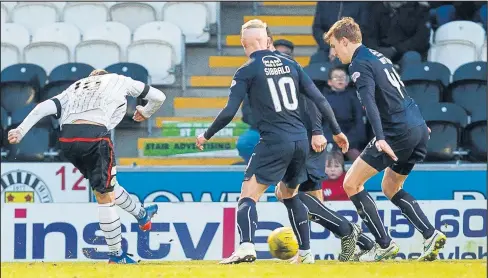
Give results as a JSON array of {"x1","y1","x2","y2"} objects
[
  {"x1": 463, "y1": 120, "x2": 487, "y2": 162},
  {"x1": 421, "y1": 102, "x2": 467, "y2": 161},
  {"x1": 10, "y1": 103, "x2": 51, "y2": 127},
  {"x1": 41, "y1": 63, "x2": 95, "y2": 101},
  {"x1": 6, "y1": 126, "x2": 50, "y2": 162},
  {"x1": 303, "y1": 62, "x2": 332, "y2": 92},
  {"x1": 1, "y1": 63, "x2": 47, "y2": 112},
  {"x1": 1, "y1": 106, "x2": 8, "y2": 130},
  {"x1": 105, "y1": 62, "x2": 149, "y2": 82},
  {"x1": 448, "y1": 62, "x2": 487, "y2": 123},
  {"x1": 401, "y1": 62, "x2": 451, "y2": 107},
  {"x1": 105, "y1": 63, "x2": 149, "y2": 127}
]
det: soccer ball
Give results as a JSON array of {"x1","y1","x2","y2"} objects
[{"x1": 267, "y1": 227, "x2": 299, "y2": 260}]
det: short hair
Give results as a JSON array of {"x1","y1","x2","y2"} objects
[
  {"x1": 273, "y1": 39, "x2": 294, "y2": 52},
  {"x1": 326, "y1": 150, "x2": 345, "y2": 171},
  {"x1": 327, "y1": 66, "x2": 347, "y2": 80},
  {"x1": 241, "y1": 19, "x2": 267, "y2": 33},
  {"x1": 266, "y1": 26, "x2": 273, "y2": 41},
  {"x1": 89, "y1": 69, "x2": 109, "y2": 77},
  {"x1": 323, "y1": 17, "x2": 362, "y2": 45}
]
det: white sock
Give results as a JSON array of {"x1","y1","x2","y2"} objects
[
  {"x1": 98, "y1": 203, "x2": 123, "y2": 256},
  {"x1": 114, "y1": 184, "x2": 145, "y2": 219}
]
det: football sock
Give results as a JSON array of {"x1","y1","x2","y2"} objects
[
  {"x1": 391, "y1": 189, "x2": 435, "y2": 239},
  {"x1": 350, "y1": 190, "x2": 391, "y2": 249},
  {"x1": 98, "y1": 203, "x2": 123, "y2": 256},
  {"x1": 298, "y1": 192, "x2": 352, "y2": 237},
  {"x1": 237, "y1": 197, "x2": 258, "y2": 244},
  {"x1": 114, "y1": 184, "x2": 146, "y2": 219},
  {"x1": 357, "y1": 233, "x2": 375, "y2": 251},
  {"x1": 283, "y1": 195, "x2": 311, "y2": 250}
]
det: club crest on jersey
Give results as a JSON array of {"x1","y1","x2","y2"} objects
[
  {"x1": 262, "y1": 56, "x2": 283, "y2": 67},
  {"x1": 1, "y1": 170, "x2": 54, "y2": 203},
  {"x1": 351, "y1": 72, "x2": 361, "y2": 83}
]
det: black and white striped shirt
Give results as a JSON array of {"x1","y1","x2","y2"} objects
[{"x1": 53, "y1": 73, "x2": 148, "y2": 129}]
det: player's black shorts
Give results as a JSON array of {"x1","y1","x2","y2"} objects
[
  {"x1": 59, "y1": 124, "x2": 116, "y2": 194},
  {"x1": 299, "y1": 148, "x2": 327, "y2": 192},
  {"x1": 244, "y1": 139, "x2": 309, "y2": 188},
  {"x1": 360, "y1": 123, "x2": 429, "y2": 175}
]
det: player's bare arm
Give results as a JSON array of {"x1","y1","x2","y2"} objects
[{"x1": 350, "y1": 61, "x2": 397, "y2": 161}]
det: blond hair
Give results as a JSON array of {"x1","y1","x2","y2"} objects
[
  {"x1": 89, "y1": 69, "x2": 109, "y2": 77},
  {"x1": 323, "y1": 17, "x2": 362, "y2": 45},
  {"x1": 241, "y1": 19, "x2": 267, "y2": 33}
]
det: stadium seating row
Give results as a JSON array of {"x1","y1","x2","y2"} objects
[
  {"x1": 1, "y1": 2, "x2": 217, "y2": 38},
  {"x1": 1, "y1": 21, "x2": 184, "y2": 85}
]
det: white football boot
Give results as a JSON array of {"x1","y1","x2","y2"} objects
[
  {"x1": 289, "y1": 249, "x2": 315, "y2": 264},
  {"x1": 219, "y1": 242, "x2": 256, "y2": 264},
  {"x1": 359, "y1": 241, "x2": 400, "y2": 262},
  {"x1": 418, "y1": 230, "x2": 447, "y2": 261}
]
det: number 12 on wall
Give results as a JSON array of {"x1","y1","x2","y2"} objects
[{"x1": 56, "y1": 166, "x2": 87, "y2": 191}]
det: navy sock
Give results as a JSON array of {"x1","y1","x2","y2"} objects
[
  {"x1": 350, "y1": 190, "x2": 391, "y2": 249},
  {"x1": 391, "y1": 189, "x2": 435, "y2": 239},
  {"x1": 357, "y1": 233, "x2": 375, "y2": 251},
  {"x1": 298, "y1": 192, "x2": 352, "y2": 237},
  {"x1": 283, "y1": 195, "x2": 311, "y2": 250},
  {"x1": 237, "y1": 197, "x2": 258, "y2": 244}
]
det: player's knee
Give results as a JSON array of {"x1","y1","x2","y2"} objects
[
  {"x1": 343, "y1": 171, "x2": 358, "y2": 195},
  {"x1": 94, "y1": 190, "x2": 114, "y2": 204},
  {"x1": 280, "y1": 183, "x2": 298, "y2": 199}
]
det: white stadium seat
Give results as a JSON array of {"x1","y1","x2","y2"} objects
[
  {"x1": 143, "y1": 1, "x2": 166, "y2": 20},
  {"x1": 205, "y1": 2, "x2": 219, "y2": 24},
  {"x1": 428, "y1": 42, "x2": 478, "y2": 75},
  {"x1": 83, "y1": 22, "x2": 131, "y2": 50},
  {"x1": 75, "y1": 41, "x2": 122, "y2": 70},
  {"x1": 25, "y1": 23, "x2": 80, "y2": 73},
  {"x1": 1, "y1": 2, "x2": 17, "y2": 13},
  {"x1": 109, "y1": 2, "x2": 157, "y2": 32},
  {"x1": 24, "y1": 42, "x2": 70, "y2": 74},
  {"x1": 162, "y1": 2, "x2": 210, "y2": 43},
  {"x1": 33, "y1": 23, "x2": 81, "y2": 55},
  {"x1": 129, "y1": 21, "x2": 183, "y2": 85},
  {"x1": 481, "y1": 41, "x2": 487, "y2": 62},
  {"x1": 1, "y1": 4, "x2": 8, "y2": 23},
  {"x1": 11, "y1": 2, "x2": 59, "y2": 34},
  {"x1": 63, "y1": 2, "x2": 110, "y2": 34},
  {"x1": 51, "y1": 2, "x2": 67, "y2": 13},
  {"x1": 1, "y1": 23, "x2": 30, "y2": 50},
  {"x1": 1, "y1": 44, "x2": 21, "y2": 70},
  {"x1": 435, "y1": 21, "x2": 486, "y2": 54},
  {"x1": 133, "y1": 21, "x2": 183, "y2": 64}
]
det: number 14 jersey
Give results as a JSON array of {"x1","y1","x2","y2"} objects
[
  {"x1": 349, "y1": 45, "x2": 425, "y2": 140},
  {"x1": 232, "y1": 50, "x2": 313, "y2": 143}
]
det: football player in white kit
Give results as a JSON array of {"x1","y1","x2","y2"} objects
[{"x1": 8, "y1": 69, "x2": 166, "y2": 264}]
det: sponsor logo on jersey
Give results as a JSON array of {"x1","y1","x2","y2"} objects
[{"x1": 262, "y1": 56, "x2": 283, "y2": 68}]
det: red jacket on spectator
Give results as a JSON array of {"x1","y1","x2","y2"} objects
[{"x1": 322, "y1": 173, "x2": 349, "y2": 201}]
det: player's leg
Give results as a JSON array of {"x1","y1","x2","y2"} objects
[
  {"x1": 382, "y1": 167, "x2": 446, "y2": 261},
  {"x1": 279, "y1": 139, "x2": 314, "y2": 264},
  {"x1": 220, "y1": 142, "x2": 275, "y2": 264},
  {"x1": 384, "y1": 125, "x2": 446, "y2": 261},
  {"x1": 343, "y1": 142, "x2": 399, "y2": 261}
]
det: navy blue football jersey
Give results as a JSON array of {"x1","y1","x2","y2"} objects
[
  {"x1": 204, "y1": 50, "x2": 340, "y2": 143},
  {"x1": 349, "y1": 45, "x2": 425, "y2": 140}
]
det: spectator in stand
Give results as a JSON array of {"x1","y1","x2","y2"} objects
[
  {"x1": 362, "y1": 2, "x2": 431, "y2": 65},
  {"x1": 236, "y1": 39, "x2": 295, "y2": 163},
  {"x1": 322, "y1": 66, "x2": 365, "y2": 161},
  {"x1": 322, "y1": 150, "x2": 349, "y2": 201},
  {"x1": 311, "y1": 1, "x2": 369, "y2": 64}
]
